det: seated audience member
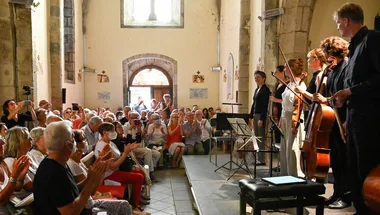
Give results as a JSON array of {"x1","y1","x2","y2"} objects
[
  {"x1": 182, "y1": 112, "x2": 204, "y2": 155},
  {"x1": 124, "y1": 111, "x2": 143, "y2": 144},
  {"x1": 192, "y1": 105, "x2": 199, "y2": 112},
  {"x1": 33, "y1": 121, "x2": 111, "y2": 215},
  {"x1": 0, "y1": 138, "x2": 30, "y2": 214},
  {"x1": 103, "y1": 117, "x2": 114, "y2": 123},
  {"x1": 208, "y1": 107, "x2": 215, "y2": 118},
  {"x1": 82, "y1": 116, "x2": 103, "y2": 153},
  {"x1": 38, "y1": 99, "x2": 54, "y2": 116},
  {"x1": 46, "y1": 115, "x2": 63, "y2": 126},
  {"x1": 167, "y1": 113, "x2": 186, "y2": 168},
  {"x1": 4, "y1": 127, "x2": 33, "y2": 192},
  {"x1": 68, "y1": 129, "x2": 132, "y2": 215},
  {"x1": 120, "y1": 106, "x2": 131, "y2": 125},
  {"x1": 105, "y1": 113, "x2": 116, "y2": 122},
  {"x1": 178, "y1": 109, "x2": 185, "y2": 124},
  {"x1": 113, "y1": 121, "x2": 155, "y2": 183},
  {"x1": 28, "y1": 127, "x2": 47, "y2": 172},
  {"x1": 160, "y1": 111, "x2": 169, "y2": 126},
  {"x1": 140, "y1": 110, "x2": 149, "y2": 128},
  {"x1": 150, "y1": 99, "x2": 160, "y2": 112},
  {"x1": 0, "y1": 123, "x2": 8, "y2": 141},
  {"x1": 115, "y1": 111, "x2": 123, "y2": 121},
  {"x1": 147, "y1": 114, "x2": 167, "y2": 167},
  {"x1": 202, "y1": 108, "x2": 209, "y2": 119},
  {"x1": 1, "y1": 100, "x2": 36, "y2": 129},
  {"x1": 52, "y1": 109, "x2": 61, "y2": 116},
  {"x1": 195, "y1": 110, "x2": 212, "y2": 155},
  {"x1": 185, "y1": 107, "x2": 191, "y2": 113},
  {"x1": 95, "y1": 123, "x2": 147, "y2": 210},
  {"x1": 35, "y1": 108, "x2": 48, "y2": 127},
  {"x1": 72, "y1": 105, "x2": 86, "y2": 129}
]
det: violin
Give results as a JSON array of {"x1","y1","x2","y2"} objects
[{"x1": 291, "y1": 71, "x2": 308, "y2": 130}]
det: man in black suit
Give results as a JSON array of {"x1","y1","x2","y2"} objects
[{"x1": 250, "y1": 71, "x2": 271, "y2": 165}]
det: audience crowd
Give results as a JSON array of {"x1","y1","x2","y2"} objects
[{"x1": 0, "y1": 94, "x2": 220, "y2": 215}]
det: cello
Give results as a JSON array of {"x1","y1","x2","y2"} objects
[
  {"x1": 363, "y1": 165, "x2": 380, "y2": 215},
  {"x1": 301, "y1": 60, "x2": 336, "y2": 179}
]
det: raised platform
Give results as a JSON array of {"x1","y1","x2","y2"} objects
[{"x1": 182, "y1": 155, "x2": 356, "y2": 215}]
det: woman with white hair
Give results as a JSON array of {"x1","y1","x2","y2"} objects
[
  {"x1": 4, "y1": 127, "x2": 33, "y2": 192},
  {"x1": 27, "y1": 127, "x2": 47, "y2": 173},
  {"x1": 33, "y1": 121, "x2": 111, "y2": 215}
]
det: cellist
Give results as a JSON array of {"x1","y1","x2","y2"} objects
[
  {"x1": 312, "y1": 36, "x2": 351, "y2": 209},
  {"x1": 279, "y1": 59, "x2": 306, "y2": 177}
]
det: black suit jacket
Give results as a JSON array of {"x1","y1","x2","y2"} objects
[{"x1": 250, "y1": 84, "x2": 270, "y2": 121}]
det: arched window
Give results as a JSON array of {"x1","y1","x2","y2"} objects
[{"x1": 131, "y1": 68, "x2": 169, "y2": 86}]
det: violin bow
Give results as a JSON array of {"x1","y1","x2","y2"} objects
[
  {"x1": 279, "y1": 46, "x2": 297, "y2": 84},
  {"x1": 271, "y1": 72, "x2": 311, "y2": 107}
]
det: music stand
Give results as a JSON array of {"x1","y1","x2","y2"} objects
[
  {"x1": 225, "y1": 118, "x2": 257, "y2": 180},
  {"x1": 214, "y1": 112, "x2": 251, "y2": 180}
]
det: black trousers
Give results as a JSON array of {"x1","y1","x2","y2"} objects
[
  {"x1": 346, "y1": 105, "x2": 380, "y2": 214},
  {"x1": 329, "y1": 126, "x2": 350, "y2": 200}
]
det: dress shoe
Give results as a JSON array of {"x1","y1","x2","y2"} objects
[
  {"x1": 328, "y1": 199, "x2": 351, "y2": 209},
  {"x1": 324, "y1": 195, "x2": 339, "y2": 206}
]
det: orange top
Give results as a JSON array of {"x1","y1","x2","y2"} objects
[{"x1": 167, "y1": 124, "x2": 182, "y2": 149}]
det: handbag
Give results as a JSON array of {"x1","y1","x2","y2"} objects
[{"x1": 119, "y1": 156, "x2": 135, "y2": 172}]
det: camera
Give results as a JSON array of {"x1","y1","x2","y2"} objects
[{"x1": 22, "y1": 86, "x2": 33, "y2": 95}]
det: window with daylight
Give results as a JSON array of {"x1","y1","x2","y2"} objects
[
  {"x1": 121, "y1": 0, "x2": 184, "y2": 28},
  {"x1": 132, "y1": 68, "x2": 169, "y2": 86}
]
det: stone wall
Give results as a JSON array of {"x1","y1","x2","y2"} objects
[{"x1": 0, "y1": 0, "x2": 33, "y2": 110}]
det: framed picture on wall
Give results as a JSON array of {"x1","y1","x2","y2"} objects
[{"x1": 189, "y1": 88, "x2": 208, "y2": 99}]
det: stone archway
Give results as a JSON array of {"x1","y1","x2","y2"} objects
[
  {"x1": 122, "y1": 53, "x2": 178, "y2": 107},
  {"x1": 278, "y1": 0, "x2": 316, "y2": 69}
]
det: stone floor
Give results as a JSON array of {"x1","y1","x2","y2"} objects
[
  {"x1": 142, "y1": 154, "x2": 356, "y2": 215},
  {"x1": 143, "y1": 168, "x2": 197, "y2": 215}
]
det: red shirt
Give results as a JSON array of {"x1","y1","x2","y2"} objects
[{"x1": 167, "y1": 124, "x2": 182, "y2": 149}]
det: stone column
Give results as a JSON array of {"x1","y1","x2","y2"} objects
[
  {"x1": 263, "y1": 0, "x2": 280, "y2": 90},
  {"x1": 278, "y1": 0, "x2": 315, "y2": 72},
  {"x1": 0, "y1": 1, "x2": 32, "y2": 109},
  {"x1": 50, "y1": 0, "x2": 63, "y2": 110},
  {"x1": 237, "y1": 0, "x2": 250, "y2": 113}
]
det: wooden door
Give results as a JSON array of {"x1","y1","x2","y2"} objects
[{"x1": 153, "y1": 87, "x2": 170, "y2": 103}]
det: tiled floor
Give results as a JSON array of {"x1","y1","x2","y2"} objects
[{"x1": 143, "y1": 168, "x2": 197, "y2": 215}]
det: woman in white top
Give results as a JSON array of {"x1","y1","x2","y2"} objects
[
  {"x1": 0, "y1": 137, "x2": 30, "y2": 214},
  {"x1": 147, "y1": 113, "x2": 167, "y2": 147},
  {"x1": 279, "y1": 58, "x2": 306, "y2": 178},
  {"x1": 94, "y1": 122, "x2": 145, "y2": 211},
  {"x1": 27, "y1": 127, "x2": 46, "y2": 174},
  {"x1": 3, "y1": 127, "x2": 33, "y2": 192},
  {"x1": 68, "y1": 129, "x2": 132, "y2": 215}
]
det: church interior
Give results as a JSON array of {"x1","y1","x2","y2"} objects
[{"x1": 0, "y1": 0, "x2": 380, "y2": 214}]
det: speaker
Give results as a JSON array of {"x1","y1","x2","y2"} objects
[
  {"x1": 375, "y1": 15, "x2": 380, "y2": 31},
  {"x1": 62, "y1": 88, "x2": 66, "y2": 104}
]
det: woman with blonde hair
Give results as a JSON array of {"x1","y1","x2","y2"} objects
[
  {"x1": 4, "y1": 126, "x2": 33, "y2": 191},
  {"x1": 279, "y1": 59, "x2": 306, "y2": 178},
  {"x1": 167, "y1": 112, "x2": 186, "y2": 168}
]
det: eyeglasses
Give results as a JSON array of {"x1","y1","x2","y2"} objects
[{"x1": 172, "y1": 116, "x2": 179, "y2": 119}]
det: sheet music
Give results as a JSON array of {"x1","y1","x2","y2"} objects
[
  {"x1": 227, "y1": 118, "x2": 260, "y2": 151},
  {"x1": 226, "y1": 118, "x2": 252, "y2": 136}
]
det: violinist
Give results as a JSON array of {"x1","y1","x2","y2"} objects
[
  {"x1": 249, "y1": 71, "x2": 270, "y2": 165},
  {"x1": 313, "y1": 36, "x2": 351, "y2": 209},
  {"x1": 269, "y1": 65, "x2": 287, "y2": 143},
  {"x1": 295, "y1": 48, "x2": 327, "y2": 121},
  {"x1": 331, "y1": 3, "x2": 380, "y2": 214},
  {"x1": 279, "y1": 59, "x2": 306, "y2": 177}
]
